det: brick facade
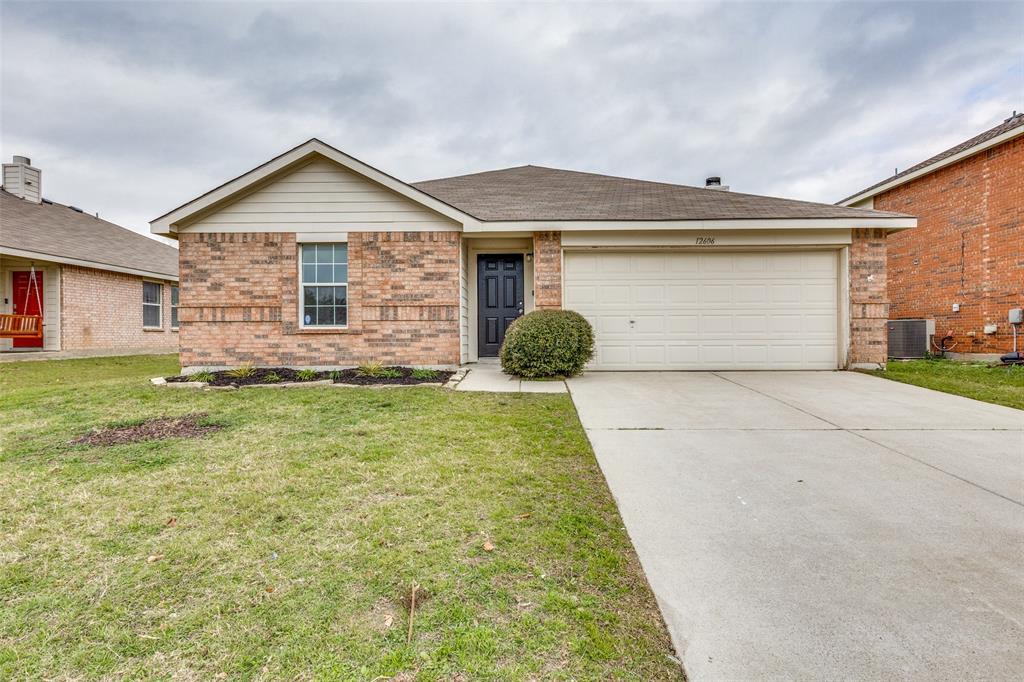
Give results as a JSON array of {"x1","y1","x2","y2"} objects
[
  {"x1": 874, "y1": 134, "x2": 1023, "y2": 354},
  {"x1": 848, "y1": 229, "x2": 889, "y2": 366},
  {"x1": 532, "y1": 231, "x2": 562, "y2": 309},
  {"x1": 60, "y1": 265, "x2": 178, "y2": 352},
  {"x1": 178, "y1": 231, "x2": 461, "y2": 368}
]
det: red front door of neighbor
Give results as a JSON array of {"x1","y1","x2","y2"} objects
[{"x1": 12, "y1": 271, "x2": 44, "y2": 348}]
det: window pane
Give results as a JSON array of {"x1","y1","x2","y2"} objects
[
  {"x1": 143, "y1": 282, "x2": 161, "y2": 304},
  {"x1": 336, "y1": 306, "x2": 348, "y2": 326},
  {"x1": 317, "y1": 244, "x2": 333, "y2": 263},
  {"x1": 302, "y1": 264, "x2": 316, "y2": 283},
  {"x1": 171, "y1": 307, "x2": 179, "y2": 328},
  {"x1": 316, "y1": 264, "x2": 332, "y2": 283},
  {"x1": 302, "y1": 244, "x2": 316, "y2": 263},
  {"x1": 322, "y1": 306, "x2": 337, "y2": 326},
  {"x1": 143, "y1": 304, "x2": 161, "y2": 327},
  {"x1": 303, "y1": 286, "x2": 317, "y2": 306},
  {"x1": 171, "y1": 287, "x2": 179, "y2": 305},
  {"x1": 334, "y1": 244, "x2": 348, "y2": 263},
  {"x1": 303, "y1": 306, "x2": 316, "y2": 326},
  {"x1": 336, "y1": 285, "x2": 348, "y2": 306},
  {"x1": 318, "y1": 287, "x2": 334, "y2": 306},
  {"x1": 334, "y1": 264, "x2": 348, "y2": 283}
]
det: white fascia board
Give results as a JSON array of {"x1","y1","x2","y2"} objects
[
  {"x1": 839, "y1": 126, "x2": 1024, "y2": 206},
  {"x1": 149, "y1": 139, "x2": 478, "y2": 235},
  {"x1": 465, "y1": 217, "x2": 917, "y2": 233},
  {"x1": 0, "y1": 246, "x2": 179, "y2": 281}
]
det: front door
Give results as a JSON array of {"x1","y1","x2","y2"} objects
[
  {"x1": 12, "y1": 270, "x2": 44, "y2": 348},
  {"x1": 477, "y1": 254, "x2": 524, "y2": 357}
]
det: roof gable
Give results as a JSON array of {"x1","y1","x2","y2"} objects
[{"x1": 151, "y1": 139, "x2": 476, "y2": 235}]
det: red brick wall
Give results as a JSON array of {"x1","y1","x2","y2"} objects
[
  {"x1": 874, "y1": 134, "x2": 1023, "y2": 354},
  {"x1": 848, "y1": 229, "x2": 889, "y2": 366},
  {"x1": 60, "y1": 265, "x2": 178, "y2": 352},
  {"x1": 533, "y1": 231, "x2": 562, "y2": 309},
  {"x1": 177, "y1": 232, "x2": 461, "y2": 367}
]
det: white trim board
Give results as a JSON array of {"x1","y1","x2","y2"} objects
[{"x1": 465, "y1": 217, "x2": 915, "y2": 233}]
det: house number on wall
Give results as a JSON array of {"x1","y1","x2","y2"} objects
[{"x1": 695, "y1": 236, "x2": 716, "y2": 245}]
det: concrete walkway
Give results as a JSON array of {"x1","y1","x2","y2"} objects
[
  {"x1": 456, "y1": 362, "x2": 567, "y2": 393},
  {"x1": 568, "y1": 371, "x2": 1024, "y2": 681}
]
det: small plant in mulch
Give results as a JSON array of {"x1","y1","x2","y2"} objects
[
  {"x1": 225, "y1": 362, "x2": 257, "y2": 379},
  {"x1": 71, "y1": 413, "x2": 223, "y2": 447},
  {"x1": 165, "y1": 366, "x2": 454, "y2": 387}
]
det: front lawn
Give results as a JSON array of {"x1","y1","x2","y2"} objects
[
  {"x1": 0, "y1": 355, "x2": 680, "y2": 680},
  {"x1": 869, "y1": 359, "x2": 1024, "y2": 410}
]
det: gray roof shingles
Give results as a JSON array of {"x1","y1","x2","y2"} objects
[
  {"x1": 839, "y1": 112, "x2": 1024, "y2": 204},
  {"x1": 413, "y1": 165, "x2": 908, "y2": 222},
  {"x1": 0, "y1": 190, "x2": 178, "y2": 278}
]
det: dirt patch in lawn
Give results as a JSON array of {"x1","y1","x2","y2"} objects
[
  {"x1": 166, "y1": 367, "x2": 454, "y2": 387},
  {"x1": 71, "y1": 414, "x2": 223, "y2": 447}
]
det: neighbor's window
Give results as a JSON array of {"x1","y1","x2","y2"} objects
[
  {"x1": 143, "y1": 281, "x2": 163, "y2": 328},
  {"x1": 170, "y1": 286, "x2": 180, "y2": 329},
  {"x1": 301, "y1": 243, "x2": 348, "y2": 327}
]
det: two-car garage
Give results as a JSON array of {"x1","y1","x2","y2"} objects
[{"x1": 563, "y1": 250, "x2": 841, "y2": 370}]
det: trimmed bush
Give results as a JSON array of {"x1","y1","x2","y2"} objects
[{"x1": 500, "y1": 310, "x2": 594, "y2": 378}]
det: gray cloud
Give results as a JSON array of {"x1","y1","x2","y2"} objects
[{"x1": 2, "y1": 1, "x2": 1021, "y2": 241}]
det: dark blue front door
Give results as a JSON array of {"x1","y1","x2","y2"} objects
[{"x1": 477, "y1": 254, "x2": 524, "y2": 357}]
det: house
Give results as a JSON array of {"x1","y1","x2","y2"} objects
[
  {"x1": 839, "y1": 113, "x2": 1023, "y2": 357},
  {"x1": 1, "y1": 156, "x2": 179, "y2": 354},
  {"x1": 150, "y1": 139, "x2": 914, "y2": 372}
]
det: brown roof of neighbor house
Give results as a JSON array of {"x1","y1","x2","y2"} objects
[
  {"x1": 839, "y1": 112, "x2": 1024, "y2": 204},
  {"x1": 412, "y1": 165, "x2": 908, "y2": 222},
  {"x1": 0, "y1": 189, "x2": 178, "y2": 278}
]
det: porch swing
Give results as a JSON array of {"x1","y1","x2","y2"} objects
[{"x1": 0, "y1": 265, "x2": 44, "y2": 341}]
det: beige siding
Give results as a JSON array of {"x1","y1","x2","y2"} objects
[
  {"x1": 0, "y1": 255, "x2": 61, "y2": 351},
  {"x1": 184, "y1": 158, "x2": 460, "y2": 233}
]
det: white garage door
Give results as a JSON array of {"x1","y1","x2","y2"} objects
[{"x1": 564, "y1": 250, "x2": 839, "y2": 370}]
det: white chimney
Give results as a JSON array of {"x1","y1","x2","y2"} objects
[{"x1": 2, "y1": 155, "x2": 42, "y2": 203}]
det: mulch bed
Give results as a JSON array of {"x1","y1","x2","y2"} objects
[
  {"x1": 166, "y1": 367, "x2": 454, "y2": 388},
  {"x1": 71, "y1": 413, "x2": 222, "y2": 447}
]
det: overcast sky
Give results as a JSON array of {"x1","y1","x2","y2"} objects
[{"x1": 2, "y1": 1, "x2": 1021, "y2": 243}]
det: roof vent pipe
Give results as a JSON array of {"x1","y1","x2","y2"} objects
[{"x1": 704, "y1": 176, "x2": 730, "y2": 191}]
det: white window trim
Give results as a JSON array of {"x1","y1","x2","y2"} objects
[
  {"x1": 170, "y1": 285, "x2": 180, "y2": 330},
  {"x1": 299, "y1": 243, "x2": 349, "y2": 330},
  {"x1": 142, "y1": 280, "x2": 163, "y2": 329}
]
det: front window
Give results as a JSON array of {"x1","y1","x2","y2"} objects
[
  {"x1": 170, "y1": 286, "x2": 180, "y2": 329},
  {"x1": 143, "y1": 281, "x2": 162, "y2": 328},
  {"x1": 301, "y1": 243, "x2": 348, "y2": 327}
]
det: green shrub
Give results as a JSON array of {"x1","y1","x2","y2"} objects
[
  {"x1": 357, "y1": 361, "x2": 386, "y2": 377},
  {"x1": 225, "y1": 362, "x2": 256, "y2": 379},
  {"x1": 295, "y1": 369, "x2": 319, "y2": 381},
  {"x1": 500, "y1": 310, "x2": 594, "y2": 378},
  {"x1": 262, "y1": 372, "x2": 282, "y2": 383},
  {"x1": 379, "y1": 368, "x2": 402, "y2": 379},
  {"x1": 190, "y1": 371, "x2": 216, "y2": 383},
  {"x1": 410, "y1": 368, "x2": 439, "y2": 381}
]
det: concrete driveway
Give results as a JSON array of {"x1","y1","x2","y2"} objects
[{"x1": 568, "y1": 371, "x2": 1023, "y2": 681}]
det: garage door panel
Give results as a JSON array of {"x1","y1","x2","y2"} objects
[{"x1": 565, "y1": 250, "x2": 839, "y2": 370}]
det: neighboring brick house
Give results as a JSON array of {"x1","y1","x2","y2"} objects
[
  {"x1": 840, "y1": 113, "x2": 1024, "y2": 357},
  {"x1": 151, "y1": 139, "x2": 913, "y2": 372},
  {"x1": 1, "y1": 156, "x2": 179, "y2": 355}
]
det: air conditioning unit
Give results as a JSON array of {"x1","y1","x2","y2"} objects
[{"x1": 887, "y1": 319, "x2": 936, "y2": 359}]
